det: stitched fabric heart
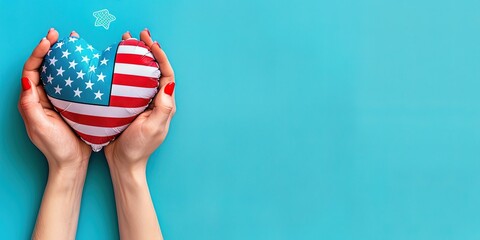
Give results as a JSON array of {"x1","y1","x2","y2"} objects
[{"x1": 40, "y1": 36, "x2": 160, "y2": 152}]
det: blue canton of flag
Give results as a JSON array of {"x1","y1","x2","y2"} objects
[{"x1": 40, "y1": 37, "x2": 117, "y2": 106}]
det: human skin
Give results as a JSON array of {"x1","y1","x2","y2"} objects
[
  {"x1": 104, "y1": 29, "x2": 176, "y2": 240},
  {"x1": 18, "y1": 28, "x2": 175, "y2": 240}
]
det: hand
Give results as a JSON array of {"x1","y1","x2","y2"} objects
[
  {"x1": 18, "y1": 29, "x2": 91, "y2": 173},
  {"x1": 22, "y1": 29, "x2": 92, "y2": 240},
  {"x1": 104, "y1": 29, "x2": 176, "y2": 173},
  {"x1": 105, "y1": 29, "x2": 175, "y2": 240}
]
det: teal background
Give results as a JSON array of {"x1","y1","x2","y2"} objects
[{"x1": 1, "y1": 0, "x2": 479, "y2": 239}]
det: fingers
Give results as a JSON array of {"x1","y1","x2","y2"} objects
[
  {"x1": 138, "y1": 29, "x2": 176, "y2": 130},
  {"x1": 122, "y1": 31, "x2": 132, "y2": 40},
  {"x1": 70, "y1": 31, "x2": 79, "y2": 38},
  {"x1": 18, "y1": 77, "x2": 48, "y2": 127},
  {"x1": 23, "y1": 28, "x2": 57, "y2": 72},
  {"x1": 46, "y1": 28, "x2": 59, "y2": 46},
  {"x1": 146, "y1": 82, "x2": 176, "y2": 128},
  {"x1": 22, "y1": 28, "x2": 59, "y2": 86},
  {"x1": 139, "y1": 29, "x2": 154, "y2": 48},
  {"x1": 22, "y1": 38, "x2": 51, "y2": 74},
  {"x1": 139, "y1": 29, "x2": 175, "y2": 87}
]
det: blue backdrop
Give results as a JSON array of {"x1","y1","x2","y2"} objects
[{"x1": 1, "y1": 0, "x2": 480, "y2": 239}]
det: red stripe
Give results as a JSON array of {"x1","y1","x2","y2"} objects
[
  {"x1": 57, "y1": 108, "x2": 137, "y2": 128},
  {"x1": 76, "y1": 132, "x2": 117, "y2": 145},
  {"x1": 110, "y1": 95, "x2": 151, "y2": 108},
  {"x1": 112, "y1": 73, "x2": 159, "y2": 88},
  {"x1": 115, "y1": 54, "x2": 157, "y2": 67},
  {"x1": 120, "y1": 39, "x2": 149, "y2": 49}
]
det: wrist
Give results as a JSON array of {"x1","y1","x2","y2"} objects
[
  {"x1": 48, "y1": 161, "x2": 88, "y2": 186},
  {"x1": 46, "y1": 149, "x2": 90, "y2": 171},
  {"x1": 105, "y1": 151, "x2": 148, "y2": 178},
  {"x1": 47, "y1": 156, "x2": 89, "y2": 184},
  {"x1": 108, "y1": 161, "x2": 147, "y2": 183}
]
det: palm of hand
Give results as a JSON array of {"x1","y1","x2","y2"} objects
[
  {"x1": 19, "y1": 30, "x2": 91, "y2": 167},
  {"x1": 104, "y1": 30, "x2": 175, "y2": 168}
]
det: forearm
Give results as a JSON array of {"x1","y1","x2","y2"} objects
[
  {"x1": 109, "y1": 162, "x2": 163, "y2": 240},
  {"x1": 32, "y1": 163, "x2": 88, "y2": 240}
]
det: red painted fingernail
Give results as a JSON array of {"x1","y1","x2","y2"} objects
[
  {"x1": 21, "y1": 77, "x2": 31, "y2": 91},
  {"x1": 145, "y1": 28, "x2": 151, "y2": 37},
  {"x1": 164, "y1": 82, "x2": 175, "y2": 96},
  {"x1": 153, "y1": 41, "x2": 161, "y2": 48}
]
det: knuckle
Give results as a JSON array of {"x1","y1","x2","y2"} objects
[
  {"x1": 144, "y1": 121, "x2": 165, "y2": 136},
  {"x1": 18, "y1": 97, "x2": 32, "y2": 111}
]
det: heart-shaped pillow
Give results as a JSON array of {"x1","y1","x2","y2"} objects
[{"x1": 40, "y1": 36, "x2": 160, "y2": 152}]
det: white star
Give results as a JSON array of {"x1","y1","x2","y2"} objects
[
  {"x1": 97, "y1": 72, "x2": 106, "y2": 82},
  {"x1": 48, "y1": 56, "x2": 58, "y2": 66},
  {"x1": 73, "y1": 88, "x2": 82, "y2": 97},
  {"x1": 46, "y1": 74, "x2": 54, "y2": 84},
  {"x1": 75, "y1": 45, "x2": 84, "y2": 53},
  {"x1": 76, "y1": 70, "x2": 85, "y2": 79},
  {"x1": 68, "y1": 60, "x2": 78, "y2": 69},
  {"x1": 41, "y1": 65, "x2": 47, "y2": 73},
  {"x1": 100, "y1": 58, "x2": 109, "y2": 65},
  {"x1": 81, "y1": 55, "x2": 90, "y2": 63},
  {"x1": 93, "y1": 53, "x2": 100, "y2": 59},
  {"x1": 55, "y1": 42, "x2": 64, "y2": 49},
  {"x1": 61, "y1": 49, "x2": 71, "y2": 59},
  {"x1": 105, "y1": 46, "x2": 111, "y2": 51},
  {"x1": 54, "y1": 85, "x2": 62, "y2": 94},
  {"x1": 87, "y1": 44, "x2": 94, "y2": 51},
  {"x1": 64, "y1": 77, "x2": 73, "y2": 87},
  {"x1": 56, "y1": 66, "x2": 65, "y2": 76},
  {"x1": 69, "y1": 37, "x2": 78, "y2": 43},
  {"x1": 94, "y1": 90, "x2": 104, "y2": 100},
  {"x1": 85, "y1": 80, "x2": 94, "y2": 89},
  {"x1": 89, "y1": 65, "x2": 97, "y2": 72}
]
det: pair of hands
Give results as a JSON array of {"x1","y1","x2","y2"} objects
[{"x1": 18, "y1": 28, "x2": 176, "y2": 175}]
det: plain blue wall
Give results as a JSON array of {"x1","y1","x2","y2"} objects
[{"x1": 1, "y1": 0, "x2": 480, "y2": 239}]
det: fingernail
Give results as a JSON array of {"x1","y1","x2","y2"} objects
[
  {"x1": 164, "y1": 82, "x2": 175, "y2": 96},
  {"x1": 47, "y1": 28, "x2": 54, "y2": 34},
  {"x1": 70, "y1": 31, "x2": 76, "y2": 36},
  {"x1": 153, "y1": 41, "x2": 161, "y2": 49},
  {"x1": 21, "y1": 77, "x2": 31, "y2": 91},
  {"x1": 145, "y1": 28, "x2": 151, "y2": 37},
  {"x1": 39, "y1": 37, "x2": 46, "y2": 43}
]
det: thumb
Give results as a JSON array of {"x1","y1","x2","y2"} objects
[
  {"x1": 19, "y1": 77, "x2": 47, "y2": 126},
  {"x1": 147, "y1": 82, "x2": 176, "y2": 126}
]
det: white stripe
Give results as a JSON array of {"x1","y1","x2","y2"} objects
[
  {"x1": 111, "y1": 85, "x2": 158, "y2": 98},
  {"x1": 63, "y1": 118, "x2": 129, "y2": 137},
  {"x1": 117, "y1": 45, "x2": 154, "y2": 58},
  {"x1": 48, "y1": 97, "x2": 147, "y2": 117},
  {"x1": 114, "y1": 63, "x2": 160, "y2": 78}
]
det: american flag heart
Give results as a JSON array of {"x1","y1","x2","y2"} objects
[{"x1": 40, "y1": 36, "x2": 160, "y2": 152}]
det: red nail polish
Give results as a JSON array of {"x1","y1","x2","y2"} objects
[
  {"x1": 21, "y1": 77, "x2": 31, "y2": 91},
  {"x1": 164, "y1": 82, "x2": 175, "y2": 96},
  {"x1": 146, "y1": 28, "x2": 151, "y2": 37},
  {"x1": 154, "y1": 41, "x2": 161, "y2": 49}
]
